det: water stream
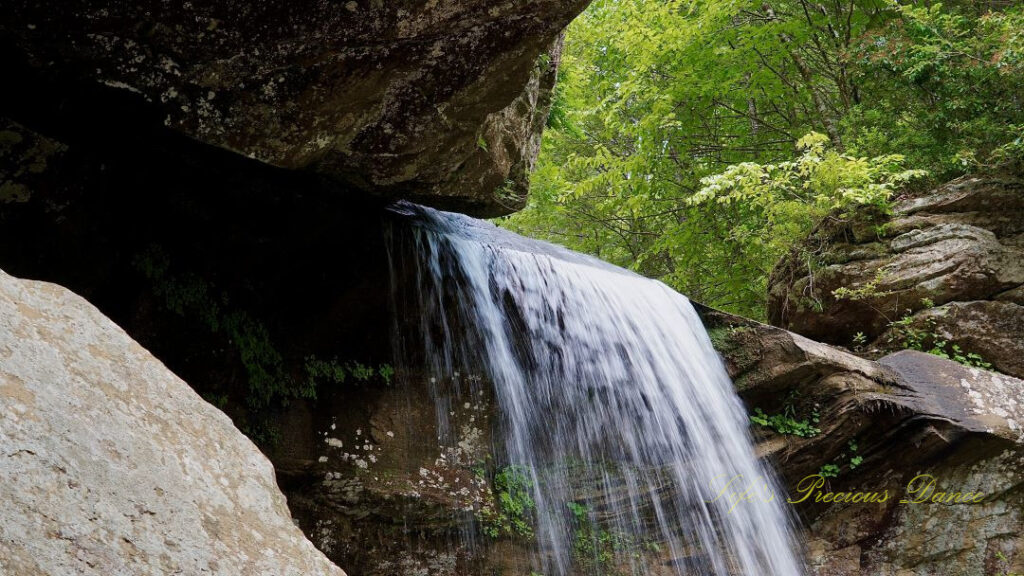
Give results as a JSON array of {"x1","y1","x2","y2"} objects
[{"x1": 386, "y1": 202, "x2": 804, "y2": 575}]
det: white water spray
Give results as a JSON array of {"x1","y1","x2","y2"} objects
[{"x1": 386, "y1": 203, "x2": 804, "y2": 575}]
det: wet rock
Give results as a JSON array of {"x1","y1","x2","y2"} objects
[
  {"x1": 767, "y1": 172, "x2": 1024, "y2": 378},
  {"x1": 698, "y1": 305, "x2": 1024, "y2": 576},
  {"x1": 271, "y1": 375, "x2": 501, "y2": 574},
  {"x1": 0, "y1": 0, "x2": 588, "y2": 216},
  {"x1": 0, "y1": 269, "x2": 344, "y2": 576},
  {"x1": 0, "y1": 119, "x2": 526, "y2": 574}
]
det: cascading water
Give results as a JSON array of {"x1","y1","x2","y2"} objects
[{"x1": 386, "y1": 202, "x2": 805, "y2": 576}]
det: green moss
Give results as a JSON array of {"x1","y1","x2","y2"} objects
[
  {"x1": 706, "y1": 326, "x2": 734, "y2": 351},
  {"x1": 707, "y1": 325, "x2": 752, "y2": 352}
]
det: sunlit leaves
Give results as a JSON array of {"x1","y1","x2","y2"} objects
[
  {"x1": 690, "y1": 132, "x2": 927, "y2": 269},
  {"x1": 503, "y1": 0, "x2": 1019, "y2": 320}
]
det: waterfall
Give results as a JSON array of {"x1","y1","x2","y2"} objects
[{"x1": 386, "y1": 202, "x2": 804, "y2": 576}]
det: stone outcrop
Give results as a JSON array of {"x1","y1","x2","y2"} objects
[
  {"x1": 0, "y1": 116, "x2": 528, "y2": 574},
  {"x1": 874, "y1": 300, "x2": 1024, "y2": 381},
  {"x1": 697, "y1": 304, "x2": 1024, "y2": 576},
  {"x1": 0, "y1": 269, "x2": 344, "y2": 576},
  {"x1": 0, "y1": 0, "x2": 588, "y2": 216},
  {"x1": 767, "y1": 172, "x2": 1024, "y2": 378}
]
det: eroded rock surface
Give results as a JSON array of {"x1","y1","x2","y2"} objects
[
  {"x1": 767, "y1": 172, "x2": 1024, "y2": 378},
  {"x1": 271, "y1": 375, "x2": 503, "y2": 574},
  {"x1": 698, "y1": 305, "x2": 1024, "y2": 576},
  {"x1": 0, "y1": 269, "x2": 344, "y2": 575},
  {"x1": 1, "y1": 0, "x2": 587, "y2": 215}
]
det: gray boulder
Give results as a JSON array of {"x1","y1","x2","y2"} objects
[{"x1": 0, "y1": 269, "x2": 345, "y2": 576}]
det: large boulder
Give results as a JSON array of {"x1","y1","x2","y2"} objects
[
  {"x1": 0, "y1": 0, "x2": 589, "y2": 216},
  {"x1": 698, "y1": 305, "x2": 1024, "y2": 576},
  {"x1": 767, "y1": 172, "x2": 1024, "y2": 378},
  {"x1": 0, "y1": 269, "x2": 345, "y2": 576}
]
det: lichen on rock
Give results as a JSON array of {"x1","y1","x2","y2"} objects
[{"x1": 0, "y1": 0, "x2": 588, "y2": 216}]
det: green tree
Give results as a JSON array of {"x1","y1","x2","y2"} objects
[
  {"x1": 845, "y1": 2, "x2": 1024, "y2": 175},
  {"x1": 504, "y1": 0, "x2": 1020, "y2": 318}
]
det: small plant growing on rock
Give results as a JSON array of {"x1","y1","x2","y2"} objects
[
  {"x1": 995, "y1": 552, "x2": 1022, "y2": 576},
  {"x1": 848, "y1": 440, "x2": 863, "y2": 470},
  {"x1": 818, "y1": 463, "x2": 840, "y2": 479},
  {"x1": 750, "y1": 395, "x2": 821, "y2": 438},
  {"x1": 851, "y1": 331, "x2": 867, "y2": 352},
  {"x1": 832, "y1": 269, "x2": 891, "y2": 303},
  {"x1": 134, "y1": 246, "x2": 394, "y2": 446},
  {"x1": 479, "y1": 465, "x2": 536, "y2": 539},
  {"x1": 888, "y1": 311, "x2": 993, "y2": 370},
  {"x1": 818, "y1": 439, "x2": 863, "y2": 479},
  {"x1": 567, "y1": 501, "x2": 635, "y2": 572}
]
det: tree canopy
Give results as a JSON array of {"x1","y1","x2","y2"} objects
[{"x1": 503, "y1": 0, "x2": 1023, "y2": 319}]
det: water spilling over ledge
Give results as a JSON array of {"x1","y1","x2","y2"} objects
[{"x1": 386, "y1": 202, "x2": 806, "y2": 575}]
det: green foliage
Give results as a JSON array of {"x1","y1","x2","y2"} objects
[
  {"x1": 750, "y1": 407, "x2": 821, "y2": 438},
  {"x1": 135, "y1": 247, "x2": 288, "y2": 410},
  {"x1": 818, "y1": 439, "x2": 863, "y2": 479},
  {"x1": 847, "y1": 3, "x2": 1024, "y2": 175},
  {"x1": 995, "y1": 552, "x2": 1022, "y2": 576},
  {"x1": 852, "y1": 331, "x2": 867, "y2": 350},
  {"x1": 567, "y1": 502, "x2": 620, "y2": 573},
  {"x1": 831, "y1": 288, "x2": 996, "y2": 369},
  {"x1": 501, "y1": 0, "x2": 1020, "y2": 318},
  {"x1": 832, "y1": 269, "x2": 891, "y2": 302},
  {"x1": 887, "y1": 311, "x2": 993, "y2": 370},
  {"x1": 134, "y1": 246, "x2": 393, "y2": 443},
  {"x1": 693, "y1": 132, "x2": 921, "y2": 213},
  {"x1": 847, "y1": 440, "x2": 864, "y2": 470},
  {"x1": 304, "y1": 357, "x2": 394, "y2": 391},
  {"x1": 479, "y1": 466, "x2": 536, "y2": 540},
  {"x1": 818, "y1": 463, "x2": 841, "y2": 479},
  {"x1": 750, "y1": 394, "x2": 821, "y2": 438},
  {"x1": 563, "y1": 501, "x2": 661, "y2": 573},
  {"x1": 689, "y1": 133, "x2": 925, "y2": 283}
]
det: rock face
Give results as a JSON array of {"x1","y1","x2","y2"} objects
[
  {"x1": 698, "y1": 305, "x2": 1024, "y2": 576},
  {"x1": 271, "y1": 374, "x2": 513, "y2": 574},
  {"x1": 0, "y1": 117, "x2": 525, "y2": 574},
  {"x1": 768, "y1": 172, "x2": 1024, "y2": 378},
  {"x1": 0, "y1": 269, "x2": 344, "y2": 576},
  {"x1": 0, "y1": 0, "x2": 587, "y2": 216}
]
